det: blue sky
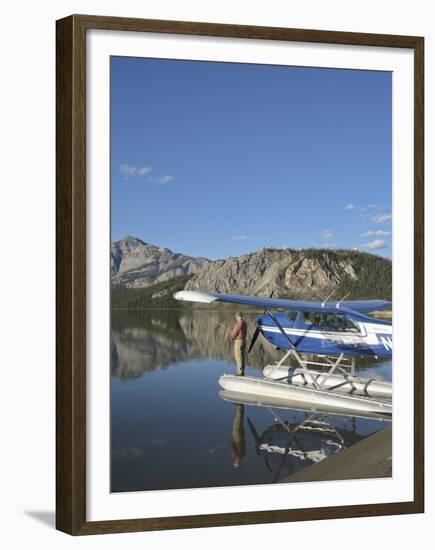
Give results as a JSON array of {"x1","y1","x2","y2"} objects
[{"x1": 111, "y1": 57, "x2": 392, "y2": 259}]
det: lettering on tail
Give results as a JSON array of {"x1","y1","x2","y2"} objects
[{"x1": 380, "y1": 336, "x2": 393, "y2": 351}]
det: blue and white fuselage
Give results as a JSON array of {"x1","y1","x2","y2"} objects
[{"x1": 257, "y1": 310, "x2": 392, "y2": 357}]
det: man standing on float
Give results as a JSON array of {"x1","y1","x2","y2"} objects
[{"x1": 231, "y1": 311, "x2": 247, "y2": 376}]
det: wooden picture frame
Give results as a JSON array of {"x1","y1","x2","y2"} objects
[{"x1": 56, "y1": 14, "x2": 424, "y2": 535}]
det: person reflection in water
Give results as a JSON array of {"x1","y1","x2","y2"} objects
[{"x1": 229, "y1": 404, "x2": 246, "y2": 469}]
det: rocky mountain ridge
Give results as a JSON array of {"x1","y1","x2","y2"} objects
[
  {"x1": 185, "y1": 248, "x2": 360, "y2": 300},
  {"x1": 111, "y1": 236, "x2": 210, "y2": 289},
  {"x1": 111, "y1": 237, "x2": 392, "y2": 301}
]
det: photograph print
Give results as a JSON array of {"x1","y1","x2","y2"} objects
[{"x1": 110, "y1": 56, "x2": 393, "y2": 493}]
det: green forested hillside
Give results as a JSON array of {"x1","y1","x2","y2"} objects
[
  {"x1": 298, "y1": 249, "x2": 392, "y2": 300},
  {"x1": 111, "y1": 274, "x2": 193, "y2": 309}
]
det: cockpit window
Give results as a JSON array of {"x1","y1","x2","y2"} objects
[
  {"x1": 302, "y1": 311, "x2": 359, "y2": 333},
  {"x1": 287, "y1": 310, "x2": 297, "y2": 321},
  {"x1": 302, "y1": 312, "x2": 319, "y2": 324}
]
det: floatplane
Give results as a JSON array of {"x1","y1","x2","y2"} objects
[{"x1": 174, "y1": 290, "x2": 393, "y2": 416}]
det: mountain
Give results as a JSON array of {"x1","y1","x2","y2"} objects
[
  {"x1": 111, "y1": 238, "x2": 392, "y2": 308},
  {"x1": 111, "y1": 236, "x2": 210, "y2": 289},
  {"x1": 185, "y1": 248, "x2": 391, "y2": 301}
]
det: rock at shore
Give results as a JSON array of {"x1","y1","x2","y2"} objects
[{"x1": 283, "y1": 426, "x2": 392, "y2": 483}]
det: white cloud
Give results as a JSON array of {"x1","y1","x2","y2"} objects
[
  {"x1": 322, "y1": 230, "x2": 334, "y2": 238},
  {"x1": 324, "y1": 243, "x2": 338, "y2": 249},
  {"x1": 360, "y1": 204, "x2": 381, "y2": 212},
  {"x1": 361, "y1": 239, "x2": 386, "y2": 250},
  {"x1": 231, "y1": 235, "x2": 247, "y2": 241},
  {"x1": 156, "y1": 175, "x2": 174, "y2": 184},
  {"x1": 137, "y1": 166, "x2": 152, "y2": 176},
  {"x1": 372, "y1": 212, "x2": 392, "y2": 224},
  {"x1": 347, "y1": 203, "x2": 389, "y2": 215},
  {"x1": 120, "y1": 163, "x2": 152, "y2": 176},
  {"x1": 361, "y1": 230, "x2": 391, "y2": 237},
  {"x1": 119, "y1": 165, "x2": 175, "y2": 184}
]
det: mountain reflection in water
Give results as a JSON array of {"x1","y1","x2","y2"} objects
[
  {"x1": 111, "y1": 307, "x2": 285, "y2": 378},
  {"x1": 110, "y1": 308, "x2": 392, "y2": 492}
]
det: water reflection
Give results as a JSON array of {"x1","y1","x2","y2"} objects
[
  {"x1": 111, "y1": 308, "x2": 281, "y2": 378},
  {"x1": 230, "y1": 404, "x2": 246, "y2": 469},
  {"x1": 221, "y1": 391, "x2": 390, "y2": 483},
  {"x1": 110, "y1": 308, "x2": 392, "y2": 492},
  {"x1": 248, "y1": 411, "x2": 346, "y2": 482},
  {"x1": 111, "y1": 308, "x2": 386, "y2": 379}
]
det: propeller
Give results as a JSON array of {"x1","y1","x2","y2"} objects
[
  {"x1": 249, "y1": 289, "x2": 272, "y2": 353},
  {"x1": 247, "y1": 325, "x2": 261, "y2": 354}
]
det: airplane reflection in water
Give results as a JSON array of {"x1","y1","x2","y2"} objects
[{"x1": 222, "y1": 390, "x2": 391, "y2": 482}]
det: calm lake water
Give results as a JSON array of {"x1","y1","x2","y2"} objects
[{"x1": 111, "y1": 308, "x2": 392, "y2": 492}]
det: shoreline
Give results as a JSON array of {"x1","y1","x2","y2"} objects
[{"x1": 282, "y1": 426, "x2": 392, "y2": 483}]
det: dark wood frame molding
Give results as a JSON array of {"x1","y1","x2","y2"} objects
[{"x1": 56, "y1": 14, "x2": 424, "y2": 535}]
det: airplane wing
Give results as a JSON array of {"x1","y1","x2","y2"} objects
[
  {"x1": 173, "y1": 290, "x2": 391, "y2": 314},
  {"x1": 338, "y1": 300, "x2": 392, "y2": 313}
]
